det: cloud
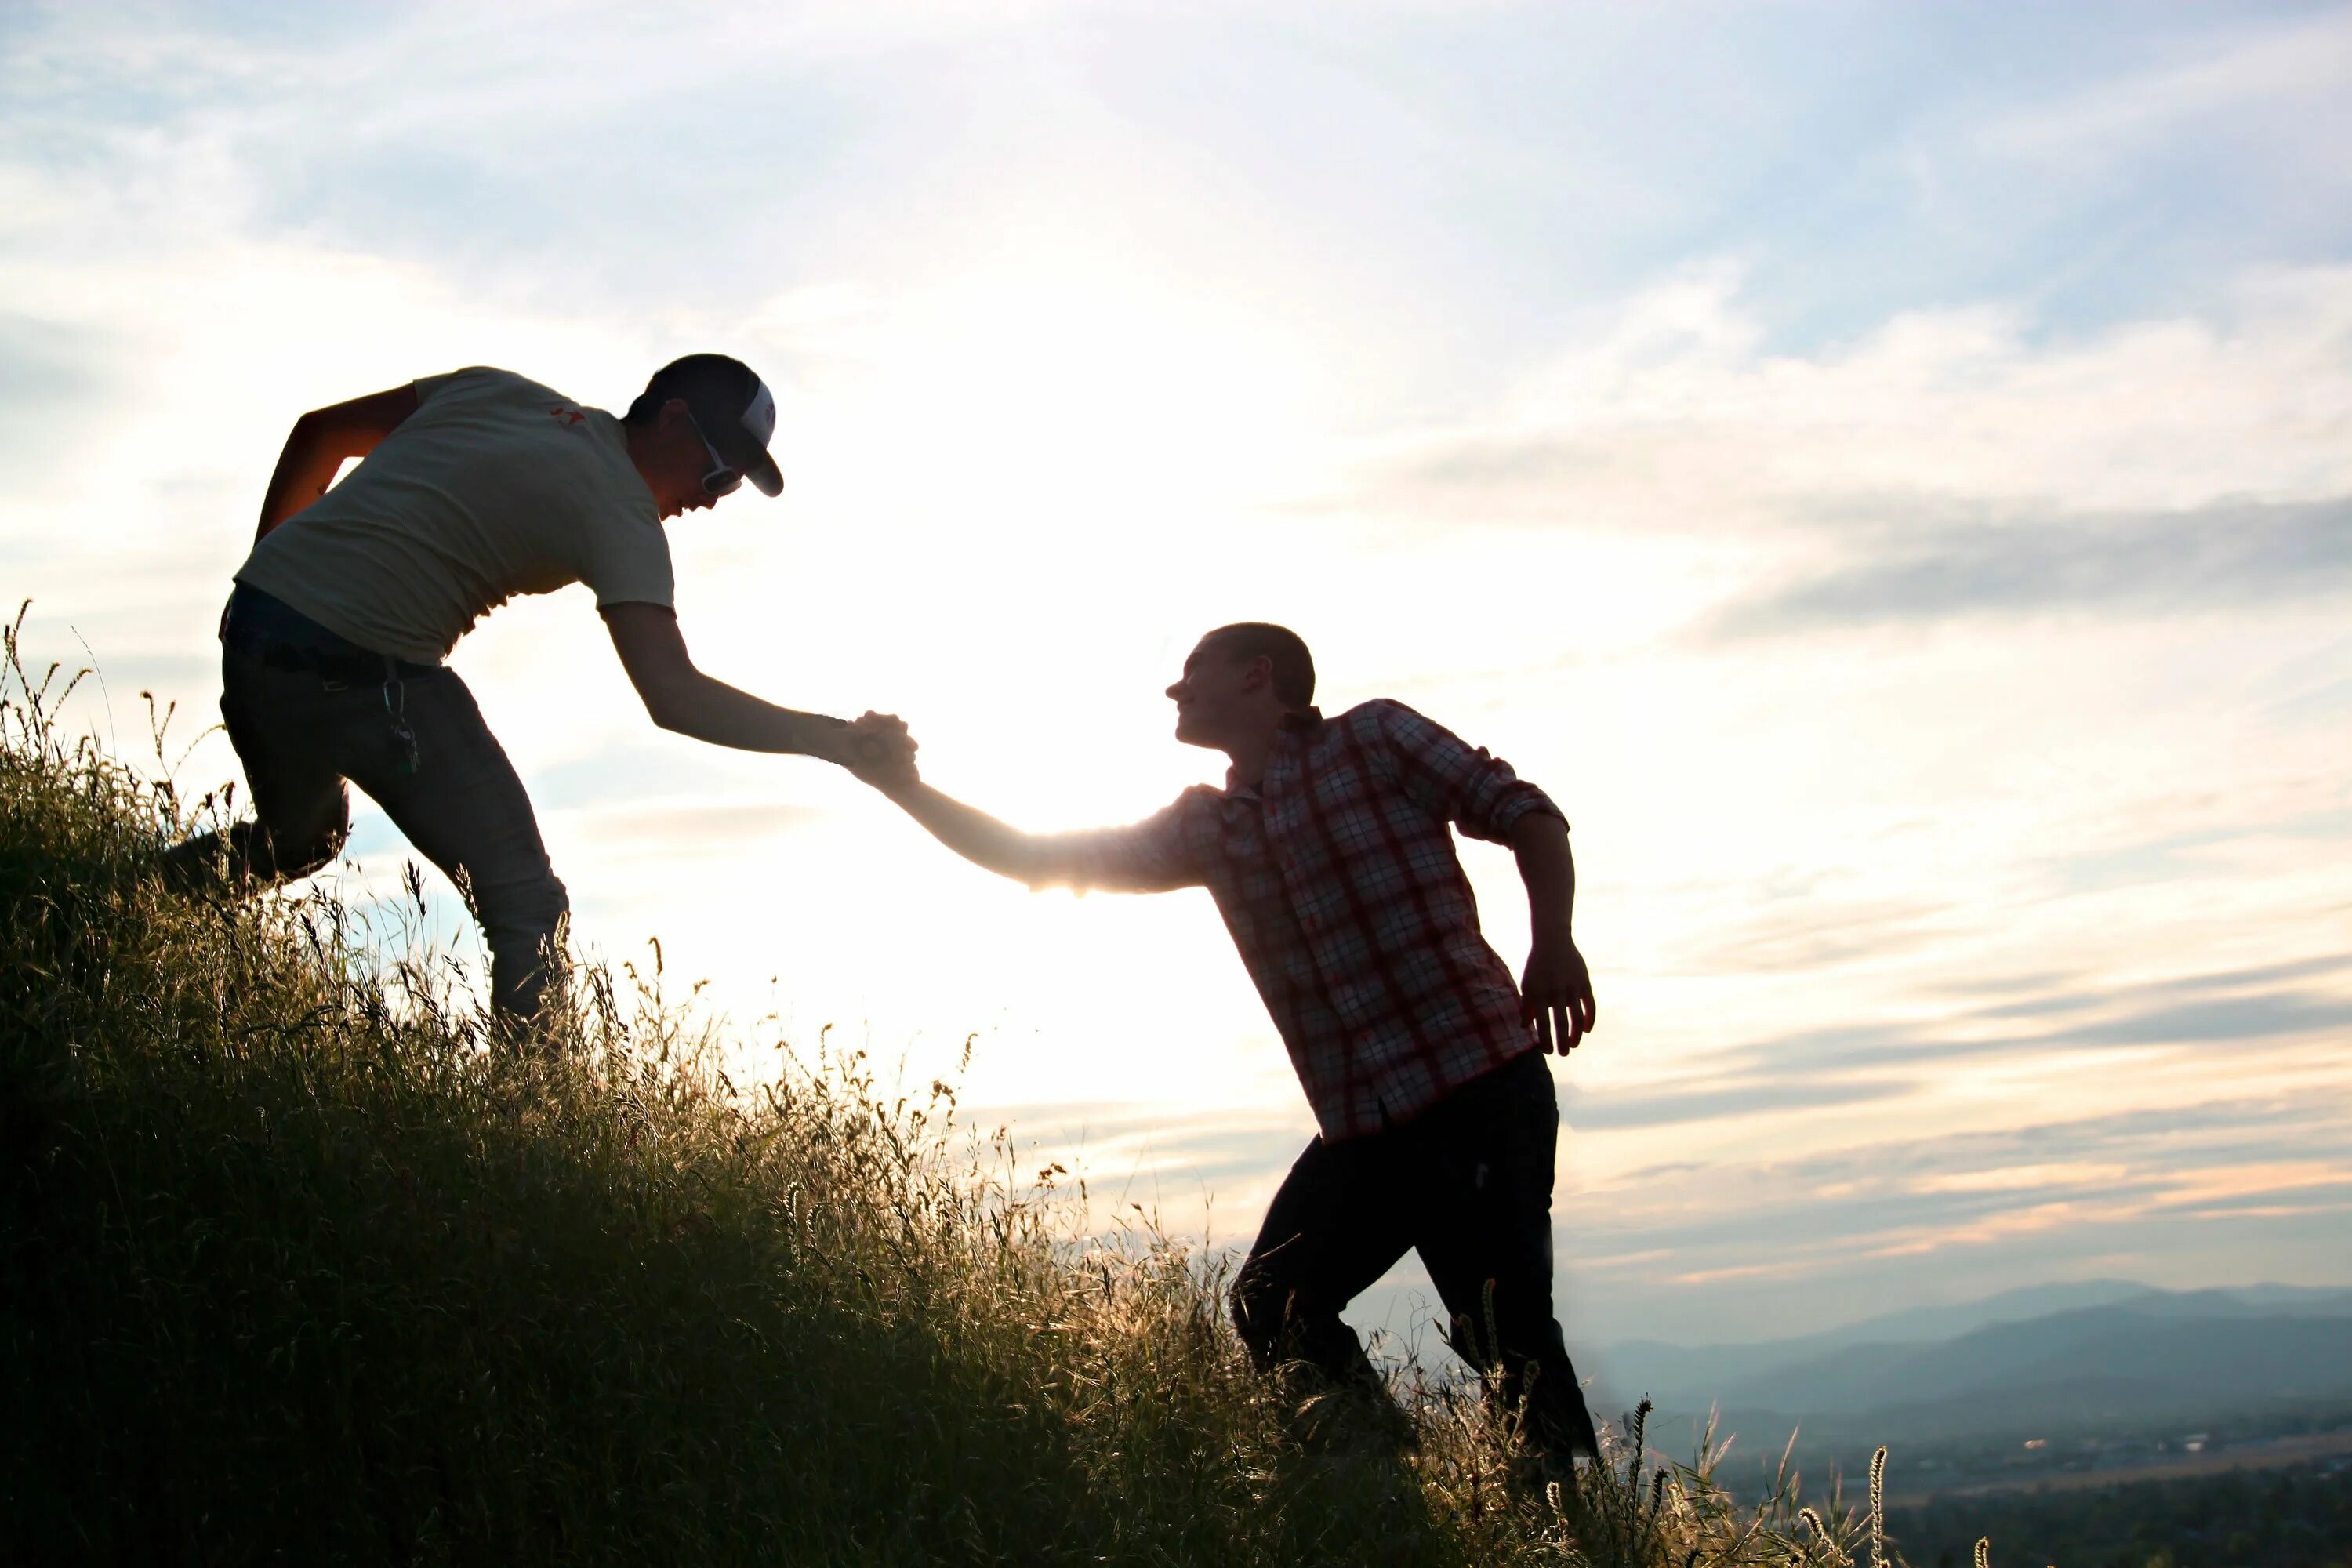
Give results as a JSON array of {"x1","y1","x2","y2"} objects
[
  {"x1": 1563, "y1": 1074, "x2": 1904, "y2": 1132},
  {"x1": 1686, "y1": 895, "x2": 1959, "y2": 974},
  {"x1": 1561, "y1": 1085, "x2": 2352, "y2": 1341},
  {"x1": 1977, "y1": 8, "x2": 2352, "y2": 169},
  {"x1": 1334, "y1": 263, "x2": 2352, "y2": 557},
  {"x1": 2044, "y1": 989, "x2": 2352, "y2": 1050},
  {"x1": 1581, "y1": 960, "x2": 2352, "y2": 1131},
  {"x1": 1711, "y1": 495, "x2": 2352, "y2": 637}
]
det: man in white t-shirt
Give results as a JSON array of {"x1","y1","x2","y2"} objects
[{"x1": 165, "y1": 354, "x2": 908, "y2": 1029}]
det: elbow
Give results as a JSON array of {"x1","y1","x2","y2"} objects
[
  {"x1": 639, "y1": 685, "x2": 695, "y2": 735},
  {"x1": 628, "y1": 659, "x2": 707, "y2": 737},
  {"x1": 292, "y1": 408, "x2": 361, "y2": 457},
  {"x1": 285, "y1": 411, "x2": 336, "y2": 460},
  {"x1": 1010, "y1": 844, "x2": 1073, "y2": 890},
  {"x1": 1509, "y1": 811, "x2": 1568, "y2": 851}
]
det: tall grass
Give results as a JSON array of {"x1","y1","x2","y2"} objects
[{"x1": 0, "y1": 614, "x2": 1882, "y2": 1565}]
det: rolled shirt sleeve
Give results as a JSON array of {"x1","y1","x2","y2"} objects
[
  {"x1": 1372, "y1": 699, "x2": 1565, "y2": 844},
  {"x1": 1029, "y1": 789, "x2": 1211, "y2": 893}
]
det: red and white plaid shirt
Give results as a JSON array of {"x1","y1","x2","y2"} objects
[{"x1": 1039, "y1": 699, "x2": 1564, "y2": 1141}]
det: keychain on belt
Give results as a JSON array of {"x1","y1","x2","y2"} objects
[{"x1": 382, "y1": 662, "x2": 421, "y2": 775}]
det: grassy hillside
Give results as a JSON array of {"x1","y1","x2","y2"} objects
[{"x1": 0, "y1": 626, "x2": 1859, "y2": 1566}]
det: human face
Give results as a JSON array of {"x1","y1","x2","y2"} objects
[
  {"x1": 644, "y1": 400, "x2": 729, "y2": 521},
  {"x1": 1164, "y1": 637, "x2": 1258, "y2": 749}
]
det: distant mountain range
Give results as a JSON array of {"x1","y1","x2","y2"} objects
[{"x1": 1592, "y1": 1283, "x2": 2352, "y2": 1445}]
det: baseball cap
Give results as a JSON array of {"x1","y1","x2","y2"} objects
[{"x1": 629, "y1": 353, "x2": 785, "y2": 497}]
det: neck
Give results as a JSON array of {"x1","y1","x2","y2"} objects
[
  {"x1": 1221, "y1": 715, "x2": 1287, "y2": 789},
  {"x1": 621, "y1": 423, "x2": 680, "y2": 519},
  {"x1": 622, "y1": 420, "x2": 657, "y2": 484}
]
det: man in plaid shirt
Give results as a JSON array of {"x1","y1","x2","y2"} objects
[{"x1": 858, "y1": 622, "x2": 1601, "y2": 1461}]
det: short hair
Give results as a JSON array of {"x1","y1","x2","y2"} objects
[{"x1": 1203, "y1": 622, "x2": 1316, "y2": 706}]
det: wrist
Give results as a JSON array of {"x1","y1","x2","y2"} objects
[{"x1": 803, "y1": 718, "x2": 849, "y2": 764}]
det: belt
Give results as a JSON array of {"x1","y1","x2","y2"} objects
[
  {"x1": 220, "y1": 584, "x2": 430, "y2": 775},
  {"x1": 220, "y1": 584, "x2": 440, "y2": 683}
]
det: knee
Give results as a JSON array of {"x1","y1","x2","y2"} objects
[
  {"x1": 1229, "y1": 1266, "x2": 1289, "y2": 1369},
  {"x1": 278, "y1": 819, "x2": 348, "y2": 880},
  {"x1": 238, "y1": 814, "x2": 346, "y2": 884}
]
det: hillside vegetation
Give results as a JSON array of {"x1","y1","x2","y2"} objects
[
  {"x1": 1891, "y1": 1465, "x2": 2352, "y2": 1568},
  {"x1": 0, "y1": 622, "x2": 1863, "y2": 1566}
]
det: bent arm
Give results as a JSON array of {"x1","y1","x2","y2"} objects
[
  {"x1": 256, "y1": 383, "x2": 422, "y2": 539},
  {"x1": 1377, "y1": 699, "x2": 1561, "y2": 844},
  {"x1": 1512, "y1": 811, "x2": 1596, "y2": 1052},
  {"x1": 1511, "y1": 811, "x2": 1576, "y2": 942},
  {"x1": 602, "y1": 602, "x2": 860, "y2": 760}
]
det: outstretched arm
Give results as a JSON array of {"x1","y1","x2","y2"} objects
[
  {"x1": 851, "y1": 748, "x2": 1192, "y2": 892},
  {"x1": 1512, "y1": 813, "x2": 1596, "y2": 1054},
  {"x1": 870, "y1": 779, "x2": 1067, "y2": 885},
  {"x1": 255, "y1": 383, "x2": 422, "y2": 539},
  {"x1": 602, "y1": 602, "x2": 906, "y2": 764}
]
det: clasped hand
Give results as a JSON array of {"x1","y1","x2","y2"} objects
[{"x1": 837, "y1": 711, "x2": 920, "y2": 790}]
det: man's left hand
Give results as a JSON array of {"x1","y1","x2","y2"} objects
[{"x1": 1522, "y1": 935, "x2": 1596, "y2": 1054}]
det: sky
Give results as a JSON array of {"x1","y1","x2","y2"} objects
[{"x1": 3, "y1": 0, "x2": 2349, "y2": 1352}]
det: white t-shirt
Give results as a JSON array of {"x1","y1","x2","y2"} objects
[{"x1": 235, "y1": 366, "x2": 673, "y2": 664}]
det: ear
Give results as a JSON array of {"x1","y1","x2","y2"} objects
[{"x1": 1241, "y1": 654, "x2": 1276, "y2": 692}]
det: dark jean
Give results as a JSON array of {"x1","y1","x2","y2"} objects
[
  {"x1": 1231, "y1": 1048, "x2": 1601, "y2": 1459},
  {"x1": 164, "y1": 592, "x2": 568, "y2": 1022}
]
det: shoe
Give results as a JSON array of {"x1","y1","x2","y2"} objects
[{"x1": 1286, "y1": 1368, "x2": 1422, "y2": 1459}]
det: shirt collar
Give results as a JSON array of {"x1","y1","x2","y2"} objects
[{"x1": 1224, "y1": 707, "x2": 1323, "y2": 797}]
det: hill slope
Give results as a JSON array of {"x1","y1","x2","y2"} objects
[{"x1": 0, "y1": 644, "x2": 1830, "y2": 1566}]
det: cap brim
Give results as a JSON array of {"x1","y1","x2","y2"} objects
[
  {"x1": 745, "y1": 448, "x2": 783, "y2": 498},
  {"x1": 704, "y1": 395, "x2": 783, "y2": 496}
]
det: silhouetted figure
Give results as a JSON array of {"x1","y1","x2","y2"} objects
[
  {"x1": 165, "y1": 356, "x2": 909, "y2": 1029},
  {"x1": 853, "y1": 622, "x2": 1602, "y2": 1463}
]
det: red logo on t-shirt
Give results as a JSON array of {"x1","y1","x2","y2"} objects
[{"x1": 549, "y1": 406, "x2": 586, "y2": 426}]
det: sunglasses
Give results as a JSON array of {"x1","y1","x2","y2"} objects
[{"x1": 682, "y1": 410, "x2": 745, "y2": 499}]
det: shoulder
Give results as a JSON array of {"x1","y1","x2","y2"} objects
[
  {"x1": 1171, "y1": 782, "x2": 1227, "y2": 815},
  {"x1": 1330, "y1": 699, "x2": 1472, "y2": 771},
  {"x1": 454, "y1": 365, "x2": 567, "y2": 401},
  {"x1": 1134, "y1": 783, "x2": 1225, "y2": 836},
  {"x1": 417, "y1": 366, "x2": 590, "y2": 413},
  {"x1": 1329, "y1": 699, "x2": 1416, "y2": 741}
]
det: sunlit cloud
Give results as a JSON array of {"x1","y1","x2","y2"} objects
[{"x1": 1715, "y1": 496, "x2": 2352, "y2": 637}]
